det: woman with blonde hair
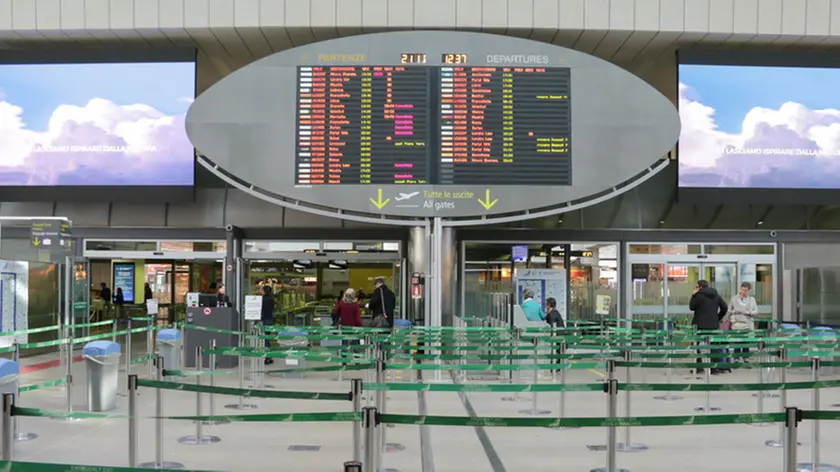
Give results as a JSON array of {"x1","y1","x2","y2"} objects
[{"x1": 334, "y1": 288, "x2": 362, "y2": 327}]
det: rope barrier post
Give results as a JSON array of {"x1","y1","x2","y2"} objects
[
  {"x1": 2, "y1": 393, "x2": 13, "y2": 461},
  {"x1": 128, "y1": 374, "x2": 138, "y2": 467},
  {"x1": 344, "y1": 461, "x2": 362, "y2": 472},
  {"x1": 124, "y1": 318, "x2": 133, "y2": 375},
  {"x1": 11, "y1": 343, "x2": 36, "y2": 442},
  {"x1": 112, "y1": 318, "x2": 118, "y2": 343},
  {"x1": 225, "y1": 331, "x2": 257, "y2": 410},
  {"x1": 784, "y1": 407, "x2": 800, "y2": 472},
  {"x1": 797, "y1": 357, "x2": 840, "y2": 472},
  {"x1": 362, "y1": 406, "x2": 379, "y2": 472},
  {"x1": 138, "y1": 355, "x2": 183, "y2": 469},
  {"x1": 55, "y1": 324, "x2": 78, "y2": 422},
  {"x1": 351, "y1": 379, "x2": 363, "y2": 463},
  {"x1": 337, "y1": 327, "x2": 344, "y2": 383},
  {"x1": 552, "y1": 341, "x2": 577, "y2": 431},
  {"x1": 520, "y1": 336, "x2": 550, "y2": 415},
  {"x1": 590, "y1": 364, "x2": 628, "y2": 472},
  {"x1": 177, "y1": 347, "x2": 220, "y2": 445},
  {"x1": 203, "y1": 340, "x2": 229, "y2": 426},
  {"x1": 767, "y1": 349, "x2": 796, "y2": 448},
  {"x1": 751, "y1": 341, "x2": 772, "y2": 426},
  {"x1": 617, "y1": 351, "x2": 647, "y2": 452},
  {"x1": 694, "y1": 335, "x2": 720, "y2": 413},
  {"x1": 376, "y1": 350, "x2": 404, "y2": 454},
  {"x1": 147, "y1": 321, "x2": 155, "y2": 379},
  {"x1": 653, "y1": 330, "x2": 681, "y2": 401}
]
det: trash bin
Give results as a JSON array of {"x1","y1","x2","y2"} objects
[
  {"x1": 277, "y1": 331, "x2": 308, "y2": 378},
  {"x1": 157, "y1": 329, "x2": 182, "y2": 371},
  {"x1": 83, "y1": 340, "x2": 121, "y2": 412},
  {"x1": 0, "y1": 359, "x2": 19, "y2": 396}
]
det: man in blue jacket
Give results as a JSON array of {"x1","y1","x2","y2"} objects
[{"x1": 520, "y1": 289, "x2": 546, "y2": 321}]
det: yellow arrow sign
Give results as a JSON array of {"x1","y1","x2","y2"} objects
[
  {"x1": 477, "y1": 189, "x2": 498, "y2": 210},
  {"x1": 32, "y1": 237, "x2": 41, "y2": 246},
  {"x1": 370, "y1": 188, "x2": 390, "y2": 210}
]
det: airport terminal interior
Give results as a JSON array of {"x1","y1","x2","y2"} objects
[{"x1": 6, "y1": 1, "x2": 840, "y2": 471}]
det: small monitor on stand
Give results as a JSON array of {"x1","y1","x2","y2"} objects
[{"x1": 198, "y1": 293, "x2": 218, "y2": 307}]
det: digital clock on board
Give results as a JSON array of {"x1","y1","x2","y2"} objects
[
  {"x1": 400, "y1": 53, "x2": 427, "y2": 64},
  {"x1": 442, "y1": 53, "x2": 468, "y2": 64}
]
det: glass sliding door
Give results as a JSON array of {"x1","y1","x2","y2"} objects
[{"x1": 665, "y1": 263, "x2": 700, "y2": 325}]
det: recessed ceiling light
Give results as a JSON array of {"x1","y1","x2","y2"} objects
[{"x1": 757, "y1": 221, "x2": 764, "y2": 225}]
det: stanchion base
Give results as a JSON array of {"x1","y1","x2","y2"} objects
[
  {"x1": 694, "y1": 406, "x2": 722, "y2": 412},
  {"x1": 517, "y1": 408, "x2": 552, "y2": 415},
  {"x1": 591, "y1": 467, "x2": 629, "y2": 472},
  {"x1": 617, "y1": 443, "x2": 649, "y2": 453},
  {"x1": 753, "y1": 392, "x2": 781, "y2": 398},
  {"x1": 15, "y1": 433, "x2": 37, "y2": 442},
  {"x1": 831, "y1": 403, "x2": 840, "y2": 408},
  {"x1": 501, "y1": 396, "x2": 531, "y2": 402},
  {"x1": 795, "y1": 463, "x2": 840, "y2": 472},
  {"x1": 750, "y1": 422, "x2": 774, "y2": 427},
  {"x1": 177, "y1": 435, "x2": 221, "y2": 445},
  {"x1": 138, "y1": 461, "x2": 185, "y2": 469},
  {"x1": 385, "y1": 443, "x2": 406, "y2": 453},
  {"x1": 765, "y1": 439, "x2": 801, "y2": 448},
  {"x1": 653, "y1": 393, "x2": 683, "y2": 401},
  {"x1": 51, "y1": 417, "x2": 80, "y2": 422},
  {"x1": 224, "y1": 403, "x2": 257, "y2": 410},
  {"x1": 200, "y1": 420, "x2": 231, "y2": 426},
  {"x1": 550, "y1": 426, "x2": 580, "y2": 430}
]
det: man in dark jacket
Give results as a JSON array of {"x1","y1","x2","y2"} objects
[
  {"x1": 260, "y1": 285, "x2": 276, "y2": 363},
  {"x1": 689, "y1": 280, "x2": 728, "y2": 374},
  {"x1": 368, "y1": 277, "x2": 396, "y2": 327}
]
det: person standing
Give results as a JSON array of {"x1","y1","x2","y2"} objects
[
  {"x1": 521, "y1": 289, "x2": 546, "y2": 321},
  {"x1": 689, "y1": 280, "x2": 728, "y2": 374},
  {"x1": 260, "y1": 285, "x2": 276, "y2": 364},
  {"x1": 100, "y1": 282, "x2": 112, "y2": 319},
  {"x1": 368, "y1": 277, "x2": 395, "y2": 328},
  {"x1": 545, "y1": 297, "x2": 564, "y2": 327},
  {"x1": 728, "y1": 282, "x2": 758, "y2": 361}
]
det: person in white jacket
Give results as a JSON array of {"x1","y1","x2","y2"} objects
[{"x1": 728, "y1": 282, "x2": 758, "y2": 361}]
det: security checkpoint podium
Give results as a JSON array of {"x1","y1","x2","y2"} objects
[{"x1": 184, "y1": 306, "x2": 240, "y2": 369}]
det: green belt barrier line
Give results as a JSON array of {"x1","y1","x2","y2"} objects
[
  {"x1": 618, "y1": 379, "x2": 840, "y2": 392},
  {"x1": 0, "y1": 461, "x2": 214, "y2": 472},
  {"x1": 162, "y1": 369, "x2": 236, "y2": 377},
  {"x1": 74, "y1": 320, "x2": 118, "y2": 329},
  {"x1": 206, "y1": 348, "x2": 357, "y2": 363},
  {"x1": 364, "y1": 382, "x2": 605, "y2": 392},
  {"x1": 0, "y1": 324, "x2": 60, "y2": 338},
  {"x1": 387, "y1": 362, "x2": 605, "y2": 371},
  {"x1": 802, "y1": 410, "x2": 840, "y2": 421},
  {"x1": 136, "y1": 379, "x2": 350, "y2": 401},
  {"x1": 130, "y1": 353, "x2": 156, "y2": 365},
  {"x1": 378, "y1": 412, "x2": 787, "y2": 428},
  {"x1": 19, "y1": 338, "x2": 68, "y2": 350},
  {"x1": 13, "y1": 407, "x2": 123, "y2": 420},
  {"x1": 0, "y1": 347, "x2": 13, "y2": 355},
  {"x1": 264, "y1": 362, "x2": 374, "y2": 374},
  {"x1": 19, "y1": 377, "x2": 67, "y2": 393},
  {"x1": 161, "y1": 411, "x2": 361, "y2": 423},
  {"x1": 131, "y1": 316, "x2": 155, "y2": 322}
]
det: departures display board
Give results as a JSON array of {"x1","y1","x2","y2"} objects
[
  {"x1": 293, "y1": 64, "x2": 571, "y2": 186},
  {"x1": 186, "y1": 31, "x2": 680, "y2": 218}
]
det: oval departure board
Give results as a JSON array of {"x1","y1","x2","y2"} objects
[{"x1": 187, "y1": 31, "x2": 679, "y2": 218}]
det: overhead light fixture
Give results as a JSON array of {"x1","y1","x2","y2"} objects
[
  {"x1": 757, "y1": 221, "x2": 764, "y2": 225},
  {"x1": 558, "y1": 219, "x2": 563, "y2": 223},
  {"x1": 659, "y1": 220, "x2": 665, "y2": 224}
]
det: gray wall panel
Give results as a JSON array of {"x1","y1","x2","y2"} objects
[
  {"x1": 167, "y1": 189, "x2": 226, "y2": 227},
  {"x1": 54, "y1": 202, "x2": 110, "y2": 226},
  {"x1": 785, "y1": 243, "x2": 840, "y2": 270},
  {"x1": 283, "y1": 208, "x2": 343, "y2": 228},
  {"x1": 0, "y1": 202, "x2": 55, "y2": 218},
  {"x1": 109, "y1": 203, "x2": 167, "y2": 227},
  {"x1": 223, "y1": 188, "x2": 287, "y2": 227}
]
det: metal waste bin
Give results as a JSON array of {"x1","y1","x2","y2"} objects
[
  {"x1": 0, "y1": 359, "x2": 19, "y2": 396},
  {"x1": 157, "y1": 329, "x2": 182, "y2": 371},
  {"x1": 278, "y1": 331, "x2": 308, "y2": 378},
  {"x1": 84, "y1": 340, "x2": 121, "y2": 412}
]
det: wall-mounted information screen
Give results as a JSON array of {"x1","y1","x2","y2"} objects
[{"x1": 294, "y1": 64, "x2": 571, "y2": 186}]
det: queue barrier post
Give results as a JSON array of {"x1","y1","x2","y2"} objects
[
  {"x1": 618, "y1": 351, "x2": 647, "y2": 452},
  {"x1": 128, "y1": 374, "x2": 138, "y2": 467},
  {"x1": 112, "y1": 318, "x2": 118, "y2": 343},
  {"x1": 203, "y1": 340, "x2": 229, "y2": 426},
  {"x1": 784, "y1": 407, "x2": 800, "y2": 472},
  {"x1": 177, "y1": 347, "x2": 220, "y2": 445},
  {"x1": 767, "y1": 349, "x2": 797, "y2": 448},
  {"x1": 553, "y1": 341, "x2": 577, "y2": 431},
  {"x1": 56, "y1": 324, "x2": 78, "y2": 423},
  {"x1": 590, "y1": 371, "x2": 628, "y2": 472},
  {"x1": 11, "y1": 343, "x2": 36, "y2": 442},
  {"x1": 797, "y1": 358, "x2": 840, "y2": 472},
  {"x1": 351, "y1": 379, "x2": 363, "y2": 462},
  {"x1": 520, "y1": 336, "x2": 550, "y2": 415},
  {"x1": 694, "y1": 336, "x2": 720, "y2": 413},
  {"x1": 125, "y1": 318, "x2": 132, "y2": 375},
  {"x1": 2, "y1": 393, "x2": 13, "y2": 461},
  {"x1": 362, "y1": 407, "x2": 379, "y2": 472},
  {"x1": 344, "y1": 461, "x2": 362, "y2": 472},
  {"x1": 226, "y1": 331, "x2": 257, "y2": 411},
  {"x1": 751, "y1": 341, "x2": 773, "y2": 426},
  {"x1": 654, "y1": 331, "x2": 681, "y2": 401},
  {"x1": 147, "y1": 316, "x2": 155, "y2": 379},
  {"x1": 139, "y1": 356, "x2": 184, "y2": 470}
]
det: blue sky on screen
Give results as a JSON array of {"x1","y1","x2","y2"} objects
[
  {"x1": 0, "y1": 62, "x2": 194, "y2": 130},
  {"x1": 678, "y1": 64, "x2": 840, "y2": 189},
  {"x1": 679, "y1": 64, "x2": 840, "y2": 134},
  {"x1": 0, "y1": 61, "x2": 195, "y2": 186}
]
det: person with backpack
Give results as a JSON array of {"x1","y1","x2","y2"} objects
[{"x1": 368, "y1": 277, "x2": 395, "y2": 329}]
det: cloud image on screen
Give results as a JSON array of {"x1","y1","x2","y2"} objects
[
  {"x1": 679, "y1": 64, "x2": 840, "y2": 189},
  {"x1": 0, "y1": 61, "x2": 195, "y2": 186}
]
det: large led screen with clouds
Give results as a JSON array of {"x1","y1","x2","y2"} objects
[
  {"x1": 679, "y1": 64, "x2": 840, "y2": 190},
  {"x1": 0, "y1": 60, "x2": 195, "y2": 186}
]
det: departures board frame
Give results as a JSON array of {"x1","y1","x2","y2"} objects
[{"x1": 186, "y1": 31, "x2": 680, "y2": 219}]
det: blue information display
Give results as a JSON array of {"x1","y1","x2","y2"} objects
[
  {"x1": 113, "y1": 263, "x2": 135, "y2": 304},
  {"x1": 512, "y1": 245, "x2": 528, "y2": 262}
]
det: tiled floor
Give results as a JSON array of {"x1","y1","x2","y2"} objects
[{"x1": 10, "y1": 341, "x2": 840, "y2": 472}]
